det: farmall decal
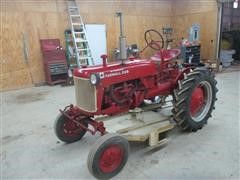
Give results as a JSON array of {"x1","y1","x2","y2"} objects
[{"x1": 99, "y1": 69, "x2": 129, "y2": 79}]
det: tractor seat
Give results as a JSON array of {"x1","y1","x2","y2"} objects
[{"x1": 150, "y1": 49, "x2": 181, "y2": 62}]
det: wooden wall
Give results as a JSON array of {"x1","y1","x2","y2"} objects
[
  {"x1": 1, "y1": 0, "x2": 172, "y2": 91},
  {"x1": 1, "y1": 0, "x2": 219, "y2": 91},
  {"x1": 1, "y1": 1, "x2": 69, "y2": 90},
  {"x1": 171, "y1": 0, "x2": 218, "y2": 61}
]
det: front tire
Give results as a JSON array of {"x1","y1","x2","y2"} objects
[
  {"x1": 54, "y1": 112, "x2": 88, "y2": 143},
  {"x1": 87, "y1": 133, "x2": 129, "y2": 179},
  {"x1": 173, "y1": 68, "x2": 218, "y2": 131}
]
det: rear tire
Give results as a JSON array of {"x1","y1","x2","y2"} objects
[
  {"x1": 87, "y1": 133, "x2": 129, "y2": 179},
  {"x1": 173, "y1": 68, "x2": 218, "y2": 131}
]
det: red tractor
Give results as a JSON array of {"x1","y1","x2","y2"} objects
[{"x1": 54, "y1": 14, "x2": 217, "y2": 179}]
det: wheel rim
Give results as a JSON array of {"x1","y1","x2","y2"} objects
[
  {"x1": 63, "y1": 119, "x2": 84, "y2": 138},
  {"x1": 99, "y1": 145, "x2": 124, "y2": 173},
  {"x1": 190, "y1": 81, "x2": 213, "y2": 122}
]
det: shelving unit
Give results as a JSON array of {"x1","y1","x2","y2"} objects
[{"x1": 181, "y1": 44, "x2": 201, "y2": 65}]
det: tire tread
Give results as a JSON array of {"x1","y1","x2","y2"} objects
[{"x1": 172, "y1": 69, "x2": 217, "y2": 131}]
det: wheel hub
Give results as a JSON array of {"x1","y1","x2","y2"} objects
[
  {"x1": 99, "y1": 145, "x2": 124, "y2": 173},
  {"x1": 189, "y1": 81, "x2": 213, "y2": 122},
  {"x1": 63, "y1": 120, "x2": 83, "y2": 137},
  {"x1": 190, "y1": 86, "x2": 205, "y2": 115}
]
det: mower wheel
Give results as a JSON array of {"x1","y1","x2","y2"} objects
[
  {"x1": 143, "y1": 96, "x2": 161, "y2": 105},
  {"x1": 54, "y1": 112, "x2": 88, "y2": 143},
  {"x1": 173, "y1": 68, "x2": 218, "y2": 131},
  {"x1": 87, "y1": 133, "x2": 129, "y2": 179}
]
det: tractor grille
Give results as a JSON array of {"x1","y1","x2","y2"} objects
[{"x1": 73, "y1": 76, "x2": 97, "y2": 112}]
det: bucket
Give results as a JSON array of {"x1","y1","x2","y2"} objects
[{"x1": 220, "y1": 50, "x2": 235, "y2": 67}]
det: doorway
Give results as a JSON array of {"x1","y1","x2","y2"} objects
[
  {"x1": 219, "y1": 1, "x2": 240, "y2": 69},
  {"x1": 85, "y1": 24, "x2": 107, "y2": 65}
]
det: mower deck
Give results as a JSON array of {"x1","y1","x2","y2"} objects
[{"x1": 95, "y1": 108, "x2": 174, "y2": 147}]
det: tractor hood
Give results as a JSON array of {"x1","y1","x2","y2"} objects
[{"x1": 73, "y1": 59, "x2": 156, "y2": 80}]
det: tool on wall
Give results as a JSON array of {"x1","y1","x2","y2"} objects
[
  {"x1": 22, "y1": 32, "x2": 34, "y2": 84},
  {"x1": 189, "y1": 24, "x2": 200, "y2": 42},
  {"x1": 66, "y1": 0, "x2": 94, "y2": 66},
  {"x1": 162, "y1": 27, "x2": 173, "y2": 49}
]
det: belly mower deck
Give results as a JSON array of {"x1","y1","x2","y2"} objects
[{"x1": 96, "y1": 108, "x2": 174, "y2": 146}]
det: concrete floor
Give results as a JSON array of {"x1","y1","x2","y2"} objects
[{"x1": 1, "y1": 71, "x2": 240, "y2": 179}]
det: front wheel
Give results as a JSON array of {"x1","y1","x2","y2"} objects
[
  {"x1": 87, "y1": 133, "x2": 130, "y2": 179},
  {"x1": 54, "y1": 112, "x2": 88, "y2": 143},
  {"x1": 173, "y1": 68, "x2": 218, "y2": 131}
]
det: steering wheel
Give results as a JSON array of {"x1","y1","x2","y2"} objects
[{"x1": 144, "y1": 29, "x2": 164, "y2": 50}]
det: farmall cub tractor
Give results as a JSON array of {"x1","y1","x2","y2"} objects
[{"x1": 54, "y1": 13, "x2": 217, "y2": 179}]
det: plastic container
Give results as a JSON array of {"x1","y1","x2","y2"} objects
[{"x1": 220, "y1": 50, "x2": 235, "y2": 67}]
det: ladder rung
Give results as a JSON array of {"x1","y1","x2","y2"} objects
[
  {"x1": 72, "y1": 23, "x2": 83, "y2": 26},
  {"x1": 74, "y1": 31, "x2": 85, "y2": 34},
  {"x1": 77, "y1": 48, "x2": 89, "y2": 51},
  {"x1": 79, "y1": 56, "x2": 91, "y2": 59},
  {"x1": 75, "y1": 38, "x2": 87, "y2": 42},
  {"x1": 71, "y1": 15, "x2": 81, "y2": 17},
  {"x1": 68, "y1": 6, "x2": 78, "y2": 9}
]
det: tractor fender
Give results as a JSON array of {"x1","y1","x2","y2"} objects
[
  {"x1": 173, "y1": 67, "x2": 192, "y2": 88},
  {"x1": 173, "y1": 66, "x2": 212, "y2": 88}
]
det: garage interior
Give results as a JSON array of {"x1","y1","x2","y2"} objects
[{"x1": 1, "y1": 0, "x2": 239, "y2": 179}]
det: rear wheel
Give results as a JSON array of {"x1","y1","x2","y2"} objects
[
  {"x1": 54, "y1": 112, "x2": 88, "y2": 143},
  {"x1": 87, "y1": 133, "x2": 129, "y2": 179},
  {"x1": 173, "y1": 68, "x2": 218, "y2": 131}
]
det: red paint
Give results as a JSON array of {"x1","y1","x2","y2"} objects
[
  {"x1": 99, "y1": 145, "x2": 124, "y2": 173},
  {"x1": 40, "y1": 39, "x2": 67, "y2": 85},
  {"x1": 101, "y1": 54, "x2": 108, "y2": 67},
  {"x1": 73, "y1": 59, "x2": 156, "y2": 80},
  {"x1": 61, "y1": 48, "x2": 197, "y2": 136},
  {"x1": 72, "y1": 49, "x2": 183, "y2": 116},
  {"x1": 190, "y1": 86, "x2": 205, "y2": 115},
  {"x1": 40, "y1": 39, "x2": 61, "y2": 51},
  {"x1": 88, "y1": 119, "x2": 106, "y2": 136},
  {"x1": 60, "y1": 106, "x2": 106, "y2": 136},
  {"x1": 62, "y1": 118, "x2": 84, "y2": 138}
]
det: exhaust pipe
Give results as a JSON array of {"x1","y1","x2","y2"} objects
[{"x1": 116, "y1": 12, "x2": 127, "y2": 62}]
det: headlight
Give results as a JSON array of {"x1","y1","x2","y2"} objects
[{"x1": 90, "y1": 74, "x2": 100, "y2": 85}]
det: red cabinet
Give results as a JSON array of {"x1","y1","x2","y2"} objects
[{"x1": 40, "y1": 39, "x2": 68, "y2": 85}]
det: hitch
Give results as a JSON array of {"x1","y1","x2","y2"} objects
[{"x1": 59, "y1": 104, "x2": 106, "y2": 136}]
